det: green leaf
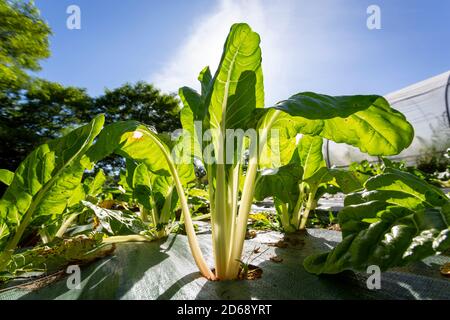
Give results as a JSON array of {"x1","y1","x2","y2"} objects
[
  {"x1": 363, "y1": 168, "x2": 448, "y2": 209},
  {"x1": 209, "y1": 23, "x2": 264, "y2": 132},
  {"x1": 131, "y1": 163, "x2": 178, "y2": 223},
  {"x1": 84, "y1": 169, "x2": 106, "y2": 197},
  {"x1": 199, "y1": 66, "x2": 213, "y2": 99},
  {"x1": 303, "y1": 170, "x2": 450, "y2": 275},
  {"x1": 0, "y1": 115, "x2": 104, "y2": 258},
  {"x1": 132, "y1": 163, "x2": 153, "y2": 210},
  {"x1": 267, "y1": 93, "x2": 414, "y2": 156},
  {"x1": 87, "y1": 121, "x2": 171, "y2": 176},
  {"x1": 255, "y1": 164, "x2": 303, "y2": 206},
  {"x1": 67, "y1": 183, "x2": 86, "y2": 208},
  {"x1": 1, "y1": 235, "x2": 113, "y2": 282},
  {"x1": 179, "y1": 87, "x2": 206, "y2": 123},
  {"x1": 295, "y1": 135, "x2": 325, "y2": 180},
  {"x1": 257, "y1": 108, "x2": 298, "y2": 168},
  {"x1": 179, "y1": 91, "x2": 205, "y2": 160},
  {"x1": 0, "y1": 170, "x2": 14, "y2": 186},
  {"x1": 151, "y1": 175, "x2": 177, "y2": 218},
  {"x1": 82, "y1": 201, "x2": 148, "y2": 236},
  {"x1": 179, "y1": 66, "x2": 214, "y2": 161},
  {"x1": 328, "y1": 169, "x2": 365, "y2": 194}
]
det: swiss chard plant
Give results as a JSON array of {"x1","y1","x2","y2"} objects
[
  {"x1": 255, "y1": 134, "x2": 365, "y2": 232},
  {"x1": 174, "y1": 23, "x2": 413, "y2": 280},
  {"x1": 0, "y1": 114, "x2": 105, "y2": 272},
  {"x1": 303, "y1": 168, "x2": 450, "y2": 274},
  {"x1": 0, "y1": 23, "x2": 416, "y2": 283},
  {"x1": 116, "y1": 159, "x2": 180, "y2": 238},
  {"x1": 0, "y1": 116, "x2": 201, "y2": 276}
]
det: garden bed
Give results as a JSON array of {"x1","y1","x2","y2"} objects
[{"x1": 1, "y1": 228, "x2": 448, "y2": 300}]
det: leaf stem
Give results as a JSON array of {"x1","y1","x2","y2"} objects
[{"x1": 141, "y1": 130, "x2": 215, "y2": 280}]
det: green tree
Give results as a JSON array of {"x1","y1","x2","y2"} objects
[
  {"x1": 0, "y1": 81, "x2": 182, "y2": 175},
  {"x1": 93, "y1": 82, "x2": 181, "y2": 133},
  {"x1": 0, "y1": 79, "x2": 92, "y2": 171},
  {"x1": 89, "y1": 82, "x2": 182, "y2": 176},
  {"x1": 0, "y1": 0, "x2": 51, "y2": 94}
]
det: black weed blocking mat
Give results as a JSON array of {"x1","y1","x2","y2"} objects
[{"x1": 0, "y1": 229, "x2": 449, "y2": 300}]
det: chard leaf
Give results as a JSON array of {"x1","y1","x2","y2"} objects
[
  {"x1": 82, "y1": 201, "x2": 148, "y2": 236},
  {"x1": 295, "y1": 135, "x2": 325, "y2": 180},
  {"x1": 1, "y1": 235, "x2": 114, "y2": 282},
  {"x1": 88, "y1": 121, "x2": 195, "y2": 185},
  {"x1": 254, "y1": 164, "x2": 303, "y2": 206},
  {"x1": 84, "y1": 169, "x2": 106, "y2": 197},
  {"x1": 199, "y1": 66, "x2": 213, "y2": 99},
  {"x1": 257, "y1": 109, "x2": 298, "y2": 168},
  {"x1": 304, "y1": 170, "x2": 450, "y2": 275},
  {"x1": 208, "y1": 23, "x2": 264, "y2": 132},
  {"x1": 131, "y1": 163, "x2": 177, "y2": 216},
  {"x1": 132, "y1": 163, "x2": 153, "y2": 210},
  {"x1": 363, "y1": 168, "x2": 448, "y2": 208},
  {"x1": 179, "y1": 88, "x2": 205, "y2": 160},
  {"x1": 87, "y1": 121, "x2": 171, "y2": 176},
  {"x1": 261, "y1": 93, "x2": 414, "y2": 156},
  {"x1": 179, "y1": 67, "x2": 213, "y2": 161},
  {"x1": 328, "y1": 169, "x2": 365, "y2": 194},
  {"x1": 0, "y1": 170, "x2": 14, "y2": 186},
  {"x1": 0, "y1": 115, "x2": 104, "y2": 258}
]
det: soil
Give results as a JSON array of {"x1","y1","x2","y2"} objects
[
  {"x1": 210, "y1": 264, "x2": 263, "y2": 281},
  {"x1": 238, "y1": 264, "x2": 263, "y2": 280}
]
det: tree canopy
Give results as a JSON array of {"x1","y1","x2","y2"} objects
[
  {"x1": 0, "y1": 1, "x2": 182, "y2": 189},
  {"x1": 0, "y1": 0, "x2": 51, "y2": 94},
  {"x1": 93, "y1": 82, "x2": 181, "y2": 132}
]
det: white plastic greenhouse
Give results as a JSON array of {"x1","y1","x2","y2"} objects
[{"x1": 326, "y1": 70, "x2": 450, "y2": 167}]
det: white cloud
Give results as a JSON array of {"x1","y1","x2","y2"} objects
[{"x1": 150, "y1": 0, "x2": 346, "y2": 105}]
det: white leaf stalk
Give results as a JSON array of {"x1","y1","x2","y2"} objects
[{"x1": 139, "y1": 129, "x2": 215, "y2": 280}]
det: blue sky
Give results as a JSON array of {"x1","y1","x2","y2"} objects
[{"x1": 34, "y1": 0, "x2": 450, "y2": 105}]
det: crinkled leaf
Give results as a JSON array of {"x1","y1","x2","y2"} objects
[
  {"x1": 0, "y1": 115, "x2": 105, "y2": 252},
  {"x1": 259, "y1": 93, "x2": 414, "y2": 157},
  {"x1": 83, "y1": 201, "x2": 147, "y2": 236},
  {"x1": 304, "y1": 170, "x2": 450, "y2": 275},
  {"x1": 363, "y1": 168, "x2": 448, "y2": 208}
]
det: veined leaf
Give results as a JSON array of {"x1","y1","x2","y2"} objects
[
  {"x1": 0, "y1": 170, "x2": 14, "y2": 186},
  {"x1": 179, "y1": 88, "x2": 204, "y2": 160},
  {"x1": 84, "y1": 169, "x2": 106, "y2": 197},
  {"x1": 328, "y1": 169, "x2": 365, "y2": 194},
  {"x1": 261, "y1": 93, "x2": 414, "y2": 156},
  {"x1": 257, "y1": 109, "x2": 297, "y2": 168},
  {"x1": 87, "y1": 121, "x2": 171, "y2": 176},
  {"x1": 0, "y1": 115, "x2": 105, "y2": 257},
  {"x1": 296, "y1": 135, "x2": 325, "y2": 180},
  {"x1": 199, "y1": 66, "x2": 213, "y2": 99},
  {"x1": 363, "y1": 168, "x2": 448, "y2": 208},
  {"x1": 82, "y1": 201, "x2": 147, "y2": 236},
  {"x1": 304, "y1": 169, "x2": 450, "y2": 275},
  {"x1": 209, "y1": 23, "x2": 264, "y2": 132},
  {"x1": 132, "y1": 163, "x2": 153, "y2": 211},
  {"x1": 179, "y1": 67, "x2": 214, "y2": 161},
  {"x1": 255, "y1": 164, "x2": 303, "y2": 206}
]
